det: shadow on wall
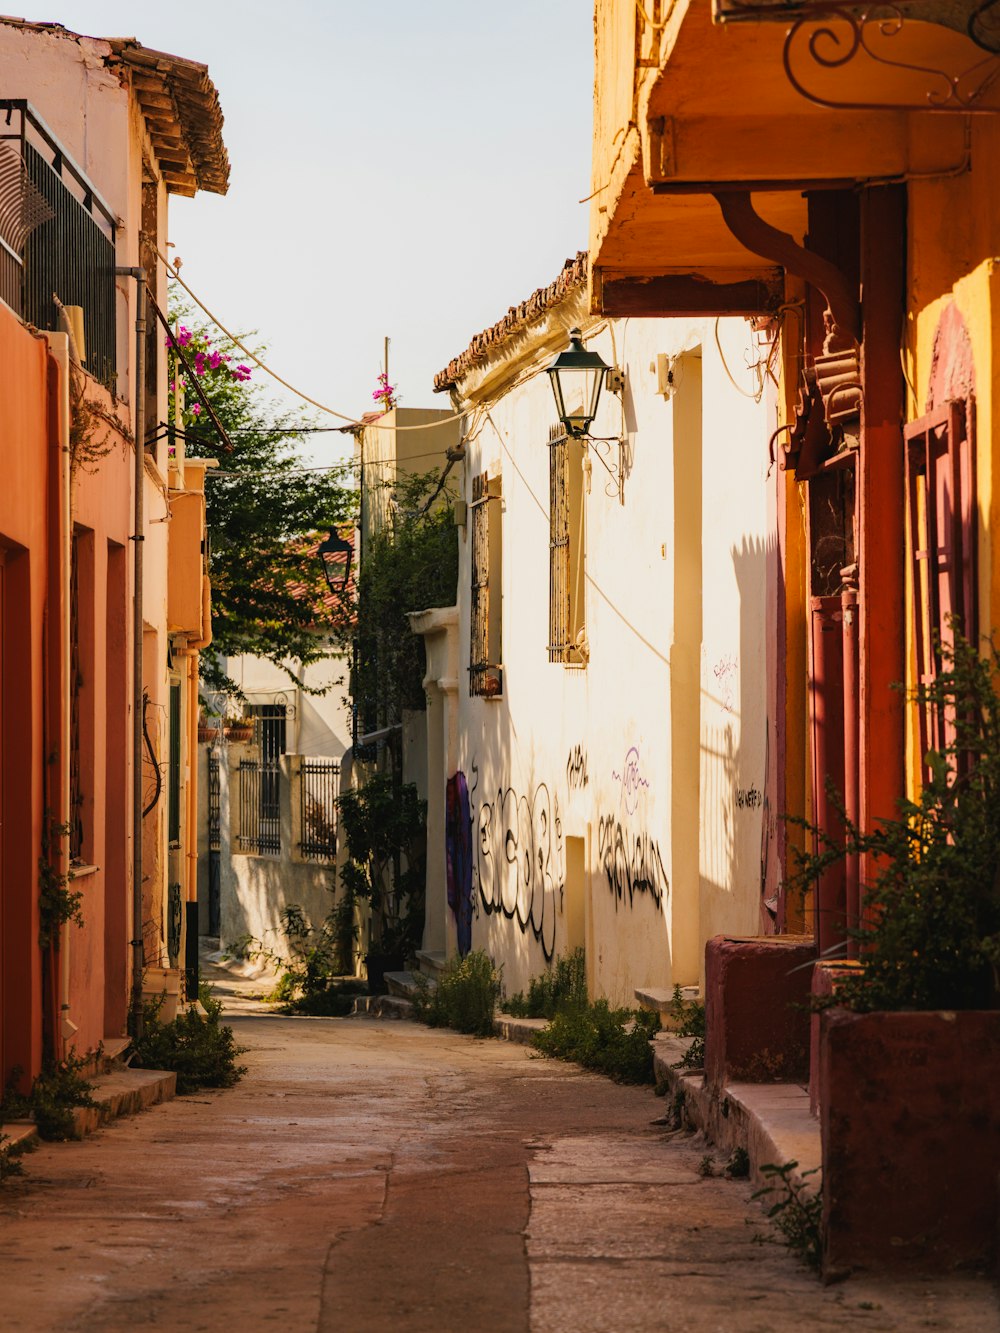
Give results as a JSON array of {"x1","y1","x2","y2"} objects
[{"x1": 699, "y1": 535, "x2": 771, "y2": 939}]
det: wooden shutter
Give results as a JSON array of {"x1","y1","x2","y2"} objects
[
  {"x1": 548, "y1": 428, "x2": 569, "y2": 662},
  {"x1": 904, "y1": 397, "x2": 976, "y2": 762}
]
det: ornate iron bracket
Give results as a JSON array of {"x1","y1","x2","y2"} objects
[
  {"x1": 782, "y1": 5, "x2": 1000, "y2": 111},
  {"x1": 713, "y1": 190, "x2": 860, "y2": 346}
]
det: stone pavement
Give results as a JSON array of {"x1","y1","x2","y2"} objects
[{"x1": 0, "y1": 987, "x2": 996, "y2": 1331}]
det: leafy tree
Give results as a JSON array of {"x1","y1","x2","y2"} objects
[
  {"x1": 166, "y1": 302, "x2": 356, "y2": 695},
  {"x1": 351, "y1": 469, "x2": 458, "y2": 731}
]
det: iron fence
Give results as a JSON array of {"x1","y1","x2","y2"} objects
[
  {"x1": 208, "y1": 753, "x2": 220, "y2": 852},
  {"x1": 299, "y1": 759, "x2": 340, "y2": 861},
  {"x1": 0, "y1": 102, "x2": 117, "y2": 390},
  {"x1": 236, "y1": 757, "x2": 281, "y2": 855}
]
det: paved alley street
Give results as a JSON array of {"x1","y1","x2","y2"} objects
[{"x1": 1, "y1": 988, "x2": 997, "y2": 1333}]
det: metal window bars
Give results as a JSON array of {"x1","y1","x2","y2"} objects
[
  {"x1": 236, "y1": 758, "x2": 280, "y2": 855},
  {"x1": 299, "y1": 759, "x2": 340, "y2": 861},
  {"x1": 0, "y1": 101, "x2": 117, "y2": 390}
]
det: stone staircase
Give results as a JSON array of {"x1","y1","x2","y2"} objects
[{"x1": 1, "y1": 1035, "x2": 176, "y2": 1152}]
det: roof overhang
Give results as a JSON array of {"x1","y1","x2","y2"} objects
[
  {"x1": 107, "y1": 39, "x2": 229, "y2": 196},
  {"x1": 590, "y1": 0, "x2": 996, "y2": 315}
]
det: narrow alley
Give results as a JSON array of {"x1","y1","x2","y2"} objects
[{"x1": 0, "y1": 973, "x2": 995, "y2": 1333}]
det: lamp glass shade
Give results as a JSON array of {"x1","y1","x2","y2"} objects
[
  {"x1": 318, "y1": 529, "x2": 353, "y2": 596},
  {"x1": 546, "y1": 327, "x2": 608, "y2": 436}
]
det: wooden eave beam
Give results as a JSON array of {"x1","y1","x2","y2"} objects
[{"x1": 594, "y1": 268, "x2": 784, "y2": 317}]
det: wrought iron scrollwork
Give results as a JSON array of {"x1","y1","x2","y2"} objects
[{"x1": 782, "y1": 5, "x2": 1000, "y2": 111}]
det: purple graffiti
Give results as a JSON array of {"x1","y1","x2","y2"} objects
[{"x1": 611, "y1": 746, "x2": 649, "y2": 816}]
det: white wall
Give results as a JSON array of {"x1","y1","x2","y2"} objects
[
  {"x1": 218, "y1": 651, "x2": 353, "y2": 759},
  {"x1": 450, "y1": 312, "x2": 770, "y2": 1004}
]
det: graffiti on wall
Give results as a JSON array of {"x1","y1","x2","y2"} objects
[
  {"x1": 566, "y1": 745, "x2": 589, "y2": 791},
  {"x1": 597, "y1": 815, "x2": 668, "y2": 912},
  {"x1": 470, "y1": 761, "x2": 562, "y2": 961},
  {"x1": 713, "y1": 654, "x2": 738, "y2": 714},
  {"x1": 445, "y1": 773, "x2": 473, "y2": 955},
  {"x1": 611, "y1": 746, "x2": 649, "y2": 816},
  {"x1": 735, "y1": 785, "x2": 763, "y2": 810}
]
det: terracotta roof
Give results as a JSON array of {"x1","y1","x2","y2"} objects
[
  {"x1": 0, "y1": 19, "x2": 229, "y2": 196},
  {"x1": 107, "y1": 40, "x2": 228, "y2": 196},
  {"x1": 433, "y1": 252, "x2": 588, "y2": 393},
  {"x1": 286, "y1": 531, "x2": 356, "y2": 625}
]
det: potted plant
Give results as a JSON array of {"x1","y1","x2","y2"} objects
[
  {"x1": 338, "y1": 770, "x2": 426, "y2": 994},
  {"x1": 223, "y1": 711, "x2": 255, "y2": 744},
  {"x1": 790, "y1": 633, "x2": 1000, "y2": 1275},
  {"x1": 197, "y1": 709, "x2": 220, "y2": 744}
]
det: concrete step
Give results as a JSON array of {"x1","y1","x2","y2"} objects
[
  {"x1": 76, "y1": 1036, "x2": 133, "y2": 1080},
  {"x1": 634, "y1": 986, "x2": 699, "y2": 1027},
  {"x1": 495, "y1": 1015, "x2": 549, "y2": 1045},
  {"x1": 415, "y1": 950, "x2": 447, "y2": 981},
  {"x1": 651, "y1": 1034, "x2": 820, "y2": 1194},
  {"x1": 1, "y1": 1120, "x2": 38, "y2": 1154},
  {"x1": 71, "y1": 1068, "x2": 177, "y2": 1137},
  {"x1": 384, "y1": 970, "x2": 423, "y2": 1000}
]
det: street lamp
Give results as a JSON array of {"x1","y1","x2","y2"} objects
[
  {"x1": 318, "y1": 529, "x2": 353, "y2": 597},
  {"x1": 546, "y1": 327, "x2": 611, "y2": 437}
]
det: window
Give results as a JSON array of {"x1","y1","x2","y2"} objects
[
  {"x1": 905, "y1": 398, "x2": 977, "y2": 764},
  {"x1": 548, "y1": 426, "x2": 587, "y2": 664},
  {"x1": 470, "y1": 472, "x2": 503, "y2": 696}
]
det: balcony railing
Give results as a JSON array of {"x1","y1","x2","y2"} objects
[{"x1": 0, "y1": 101, "x2": 117, "y2": 389}]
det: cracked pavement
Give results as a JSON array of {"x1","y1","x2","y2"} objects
[{"x1": 1, "y1": 983, "x2": 997, "y2": 1331}]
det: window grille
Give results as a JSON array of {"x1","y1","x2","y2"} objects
[
  {"x1": 904, "y1": 397, "x2": 977, "y2": 767},
  {"x1": 470, "y1": 472, "x2": 503, "y2": 696},
  {"x1": 548, "y1": 426, "x2": 587, "y2": 664},
  {"x1": 236, "y1": 758, "x2": 280, "y2": 856},
  {"x1": 299, "y1": 759, "x2": 340, "y2": 861},
  {"x1": 207, "y1": 752, "x2": 220, "y2": 852}
]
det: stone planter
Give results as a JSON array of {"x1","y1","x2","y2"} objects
[
  {"x1": 224, "y1": 724, "x2": 254, "y2": 744},
  {"x1": 820, "y1": 1007, "x2": 1000, "y2": 1274},
  {"x1": 704, "y1": 934, "x2": 815, "y2": 1088},
  {"x1": 142, "y1": 966, "x2": 182, "y2": 1023}
]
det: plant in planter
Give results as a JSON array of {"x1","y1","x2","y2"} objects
[
  {"x1": 338, "y1": 770, "x2": 426, "y2": 991},
  {"x1": 787, "y1": 632, "x2": 1000, "y2": 1274},
  {"x1": 223, "y1": 711, "x2": 255, "y2": 744}
]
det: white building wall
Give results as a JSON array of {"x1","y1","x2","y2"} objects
[{"x1": 451, "y1": 312, "x2": 770, "y2": 1004}]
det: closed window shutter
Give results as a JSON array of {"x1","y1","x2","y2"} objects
[
  {"x1": 904, "y1": 397, "x2": 976, "y2": 765},
  {"x1": 548, "y1": 428, "x2": 569, "y2": 662}
]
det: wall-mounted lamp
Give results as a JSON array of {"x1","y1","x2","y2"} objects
[
  {"x1": 318, "y1": 529, "x2": 353, "y2": 597},
  {"x1": 547, "y1": 327, "x2": 618, "y2": 437}
]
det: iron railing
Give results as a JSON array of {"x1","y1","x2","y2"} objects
[
  {"x1": 208, "y1": 753, "x2": 220, "y2": 852},
  {"x1": 236, "y1": 757, "x2": 281, "y2": 856},
  {"x1": 299, "y1": 759, "x2": 340, "y2": 861},
  {"x1": 0, "y1": 102, "x2": 117, "y2": 389}
]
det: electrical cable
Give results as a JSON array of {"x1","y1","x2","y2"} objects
[{"x1": 155, "y1": 243, "x2": 468, "y2": 433}]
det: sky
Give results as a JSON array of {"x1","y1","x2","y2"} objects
[{"x1": 60, "y1": 1, "x2": 595, "y2": 465}]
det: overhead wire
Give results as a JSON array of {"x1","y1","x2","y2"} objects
[{"x1": 156, "y1": 243, "x2": 468, "y2": 433}]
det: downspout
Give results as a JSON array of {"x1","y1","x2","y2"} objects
[{"x1": 116, "y1": 265, "x2": 147, "y2": 1039}]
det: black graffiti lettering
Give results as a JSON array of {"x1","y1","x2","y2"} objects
[
  {"x1": 735, "y1": 786, "x2": 763, "y2": 810},
  {"x1": 566, "y1": 745, "x2": 589, "y2": 790},
  {"x1": 597, "y1": 815, "x2": 668, "y2": 911},
  {"x1": 474, "y1": 777, "x2": 561, "y2": 962}
]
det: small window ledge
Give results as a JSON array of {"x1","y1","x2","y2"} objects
[{"x1": 68, "y1": 862, "x2": 100, "y2": 880}]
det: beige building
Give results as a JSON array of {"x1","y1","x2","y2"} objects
[{"x1": 423, "y1": 254, "x2": 775, "y2": 1003}]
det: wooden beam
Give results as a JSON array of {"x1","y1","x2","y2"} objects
[{"x1": 596, "y1": 269, "x2": 784, "y2": 317}]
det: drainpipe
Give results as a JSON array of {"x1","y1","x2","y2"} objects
[
  {"x1": 116, "y1": 266, "x2": 147, "y2": 1039},
  {"x1": 841, "y1": 567, "x2": 860, "y2": 958}
]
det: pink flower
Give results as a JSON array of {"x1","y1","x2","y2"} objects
[{"x1": 192, "y1": 402, "x2": 201, "y2": 415}]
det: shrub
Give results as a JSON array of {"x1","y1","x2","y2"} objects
[
  {"x1": 132, "y1": 985, "x2": 247, "y2": 1094},
  {"x1": 0, "y1": 1053, "x2": 97, "y2": 1142},
  {"x1": 787, "y1": 632, "x2": 1000, "y2": 1012},
  {"x1": 258, "y1": 899, "x2": 361, "y2": 1014},
  {"x1": 667, "y1": 984, "x2": 706, "y2": 1070},
  {"x1": 534, "y1": 1000, "x2": 660, "y2": 1084},
  {"x1": 413, "y1": 950, "x2": 501, "y2": 1037},
  {"x1": 504, "y1": 949, "x2": 587, "y2": 1019}
]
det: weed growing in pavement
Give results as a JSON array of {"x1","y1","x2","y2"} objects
[
  {"x1": 252, "y1": 897, "x2": 361, "y2": 1015},
  {"x1": 725, "y1": 1146, "x2": 751, "y2": 1179},
  {"x1": 534, "y1": 1000, "x2": 660, "y2": 1084},
  {"x1": 752, "y1": 1160, "x2": 823, "y2": 1271},
  {"x1": 412, "y1": 950, "x2": 501, "y2": 1037},
  {"x1": 667, "y1": 985, "x2": 706, "y2": 1070},
  {"x1": 503, "y1": 949, "x2": 587, "y2": 1019},
  {"x1": 132, "y1": 984, "x2": 247, "y2": 1095},
  {"x1": 697, "y1": 1154, "x2": 716, "y2": 1178}
]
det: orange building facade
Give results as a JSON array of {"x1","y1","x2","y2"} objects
[{"x1": 0, "y1": 18, "x2": 227, "y2": 1086}]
